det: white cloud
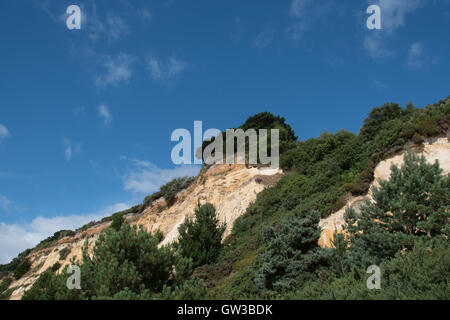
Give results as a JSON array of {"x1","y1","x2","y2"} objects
[
  {"x1": 146, "y1": 55, "x2": 187, "y2": 83},
  {"x1": 363, "y1": 0, "x2": 423, "y2": 59},
  {"x1": 98, "y1": 104, "x2": 112, "y2": 126},
  {"x1": 63, "y1": 138, "x2": 82, "y2": 162},
  {"x1": 375, "y1": 0, "x2": 423, "y2": 32},
  {"x1": 121, "y1": 157, "x2": 200, "y2": 194},
  {"x1": 95, "y1": 53, "x2": 134, "y2": 88},
  {"x1": 0, "y1": 202, "x2": 131, "y2": 264},
  {"x1": 0, "y1": 123, "x2": 10, "y2": 141}
]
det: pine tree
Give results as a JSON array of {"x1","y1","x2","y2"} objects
[
  {"x1": 23, "y1": 223, "x2": 191, "y2": 300},
  {"x1": 254, "y1": 211, "x2": 330, "y2": 292},
  {"x1": 344, "y1": 150, "x2": 450, "y2": 267},
  {"x1": 177, "y1": 202, "x2": 226, "y2": 268}
]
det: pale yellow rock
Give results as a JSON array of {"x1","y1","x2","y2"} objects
[
  {"x1": 7, "y1": 164, "x2": 282, "y2": 300},
  {"x1": 7, "y1": 135, "x2": 449, "y2": 299}
]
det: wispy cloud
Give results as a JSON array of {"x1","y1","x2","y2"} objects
[
  {"x1": 0, "y1": 123, "x2": 10, "y2": 141},
  {"x1": 0, "y1": 202, "x2": 131, "y2": 264},
  {"x1": 231, "y1": 16, "x2": 246, "y2": 43},
  {"x1": 363, "y1": 0, "x2": 423, "y2": 59},
  {"x1": 86, "y1": 7, "x2": 130, "y2": 43},
  {"x1": 95, "y1": 53, "x2": 134, "y2": 88},
  {"x1": 0, "y1": 194, "x2": 12, "y2": 212},
  {"x1": 286, "y1": 0, "x2": 333, "y2": 41},
  {"x1": 145, "y1": 55, "x2": 187, "y2": 83},
  {"x1": 406, "y1": 42, "x2": 423, "y2": 68},
  {"x1": 63, "y1": 138, "x2": 82, "y2": 162},
  {"x1": 137, "y1": 9, "x2": 153, "y2": 22},
  {"x1": 37, "y1": 3, "x2": 130, "y2": 44},
  {"x1": 253, "y1": 29, "x2": 275, "y2": 48},
  {"x1": 363, "y1": 34, "x2": 394, "y2": 59},
  {"x1": 121, "y1": 157, "x2": 200, "y2": 194},
  {"x1": 98, "y1": 104, "x2": 112, "y2": 126},
  {"x1": 105, "y1": 13, "x2": 130, "y2": 42}
]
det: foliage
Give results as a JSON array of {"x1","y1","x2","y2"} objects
[
  {"x1": 254, "y1": 212, "x2": 331, "y2": 292},
  {"x1": 13, "y1": 258, "x2": 31, "y2": 280},
  {"x1": 155, "y1": 278, "x2": 208, "y2": 300},
  {"x1": 204, "y1": 97, "x2": 450, "y2": 299},
  {"x1": 50, "y1": 262, "x2": 61, "y2": 272},
  {"x1": 0, "y1": 249, "x2": 31, "y2": 278},
  {"x1": 14, "y1": 97, "x2": 450, "y2": 300},
  {"x1": 110, "y1": 211, "x2": 125, "y2": 231},
  {"x1": 0, "y1": 277, "x2": 13, "y2": 297},
  {"x1": 30, "y1": 230, "x2": 76, "y2": 252},
  {"x1": 344, "y1": 151, "x2": 450, "y2": 267},
  {"x1": 22, "y1": 222, "x2": 198, "y2": 300},
  {"x1": 177, "y1": 203, "x2": 226, "y2": 268},
  {"x1": 58, "y1": 247, "x2": 71, "y2": 261}
]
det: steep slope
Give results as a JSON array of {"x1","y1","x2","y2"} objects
[
  {"x1": 5, "y1": 164, "x2": 282, "y2": 300},
  {"x1": 319, "y1": 135, "x2": 450, "y2": 247}
]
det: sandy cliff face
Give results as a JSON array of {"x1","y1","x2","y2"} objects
[
  {"x1": 318, "y1": 136, "x2": 450, "y2": 247},
  {"x1": 6, "y1": 135, "x2": 449, "y2": 299},
  {"x1": 135, "y1": 165, "x2": 282, "y2": 246},
  {"x1": 6, "y1": 164, "x2": 282, "y2": 300}
]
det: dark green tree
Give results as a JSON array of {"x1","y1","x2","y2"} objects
[
  {"x1": 254, "y1": 212, "x2": 330, "y2": 292},
  {"x1": 177, "y1": 203, "x2": 226, "y2": 268},
  {"x1": 110, "y1": 212, "x2": 125, "y2": 231},
  {"x1": 23, "y1": 223, "x2": 193, "y2": 300},
  {"x1": 344, "y1": 150, "x2": 450, "y2": 267},
  {"x1": 13, "y1": 258, "x2": 31, "y2": 280}
]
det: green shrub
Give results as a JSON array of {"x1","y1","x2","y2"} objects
[
  {"x1": 50, "y1": 262, "x2": 61, "y2": 272},
  {"x1": 58, "y1": 247, "x2": 71, "y2": 261},
  {"x1": 254, "y1": 212, "x2": 330, "y2": 292},
  {"x1": 23, "y1": 223, "x2": 192, "y2": 300},
  {"x1": 344, "y1": 150, "x2": 450, "y2": 267},
  {"x1": 13, "y1": 259, "x2": 31, "y2": 280},
  {"x1": 177, "y1": 203, "x2": 226, "y2": 268},
  {"x1": 0, "y1": 277, "x2": 13, "y2": 295}
]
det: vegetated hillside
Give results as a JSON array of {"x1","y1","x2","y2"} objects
[
  {"x1": 196, "y1": 97, "x2": 449, "y2": 299},
  {"x1": 0, "y1": 160, "x2": 282, "y2": 300},
  {"x1": 0, "y1": 96, "x2": 449, "y2": 300}
]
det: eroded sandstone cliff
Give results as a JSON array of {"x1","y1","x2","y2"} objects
[
  {"x1": 6, "y1": 164, "x2": 282, "y2": 300},
  {"x1": 5, "y1": 135, "x2": 449, "y2": 299}
]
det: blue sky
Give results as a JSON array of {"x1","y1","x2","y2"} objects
[{"x1": 0, "y1": 0, "x2": 449, "y2": 263}]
